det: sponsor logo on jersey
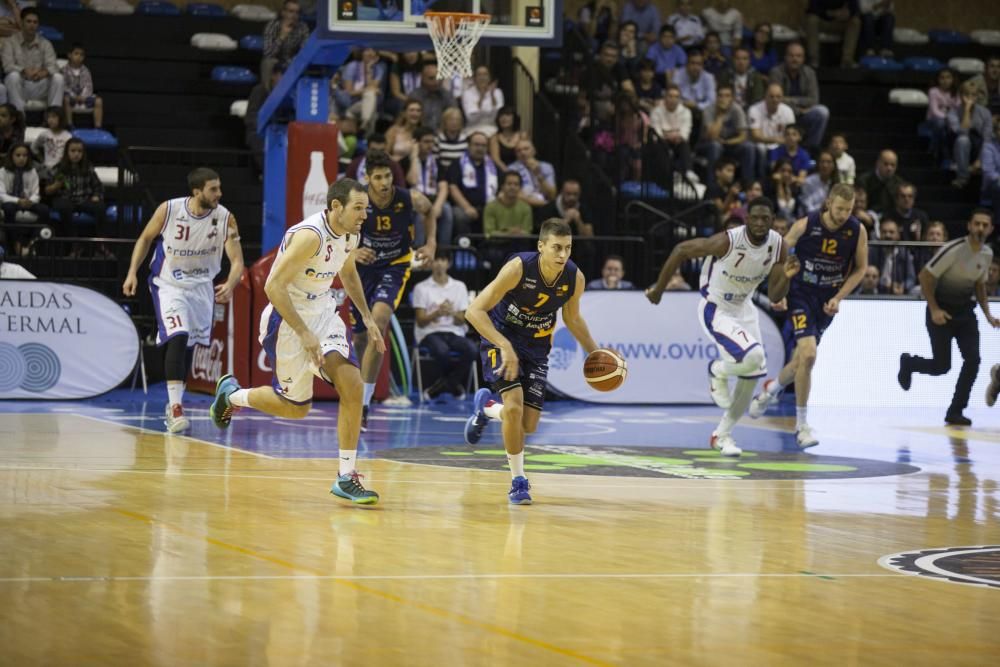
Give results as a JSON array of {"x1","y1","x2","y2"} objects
[
  {"x1": 168, "y1": 247, "x2": 215, "y2": 257},
  {"x1": 171, "y1": 268, "x2": 211, "y2": 280},
  {"x1": 304, "y1": 267, "x2": 337, "y2": 279}
]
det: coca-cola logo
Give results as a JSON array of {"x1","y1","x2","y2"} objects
[{"x1": 191, "y1": 340, "x2": 225, "y2": 382}]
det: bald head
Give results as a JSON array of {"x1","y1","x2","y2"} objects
[{"x1": 877, "y1": 150, "x2": 898, "y2": 179}]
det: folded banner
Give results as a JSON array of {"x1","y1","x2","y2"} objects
[
  {"x1": 0, "y1": 280, "x2": 139, "y2": 399},
  {"x1": 548, "y1": 291, "x2": 786, "y2": 404}
]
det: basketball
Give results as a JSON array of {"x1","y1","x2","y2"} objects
[{"x1": 584, "y1": 349, "x2": 627, "y2": 392}]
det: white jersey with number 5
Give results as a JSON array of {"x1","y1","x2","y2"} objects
[
  {"x1": 701, "y1": 226, "x2": 782, "y2": 311},
  {"x1": 274, "y1": 210, "x2": 359, "y2": 315},
  {"x1": 150, "y1": 197, "x2": 230, "y2": 289}
]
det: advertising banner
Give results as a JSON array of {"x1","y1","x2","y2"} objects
[
  {"x1": 0, "y1": 280, "x2": 139, "y2": 399},
  {"x1": 285, "y1": 121, "x2": 339, "y2": 229},
  {"x1": 547, "y1": 291, "x2": 786, "y2": 404}
]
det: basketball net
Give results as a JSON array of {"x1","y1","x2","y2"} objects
[{"x1": 424, "y1": 11, "x2": 491, "y2": 80}]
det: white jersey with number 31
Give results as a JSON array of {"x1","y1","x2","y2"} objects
[
  {"x1": 701, "y1": 226, "x2": 782, "y2": 310},
  {"x1": 151, "y1": 197, "x2": 230, "y2": 289}
]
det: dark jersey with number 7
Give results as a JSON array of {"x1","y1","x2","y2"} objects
[{"x1": 487, "y1": 251, "x2": 579, "y2": 345}]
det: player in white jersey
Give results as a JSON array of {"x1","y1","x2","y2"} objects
[
  {"x1": 209, "y1": 179, "x2": 386, "y2": 505},
  {"x1": 646, "y1": 197, "x2": 799, "y2": 456},
  {"x1": 123, "y1": 167, "x2": 245, "y2": 433}
]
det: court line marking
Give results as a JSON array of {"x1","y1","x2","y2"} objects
[
  {"x1": 0, "y1": 572, "x2": 907, "y2": 583},
  {"x1": 107, "y1": 508, "x2": 611, "y2": 666},
  {"x1": 4, "y1": 413, "x2": 279, "y2": 460}
]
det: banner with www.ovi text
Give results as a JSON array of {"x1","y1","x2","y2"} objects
[
  {"x1": 0, "y1": 280, "x2": 139, "y2": 399},
  {"x1": 548, "y1": 291, "x2": 786, "y2": 404}
]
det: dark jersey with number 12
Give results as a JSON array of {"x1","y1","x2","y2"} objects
[{"x1": 791, "y1": 210, "x2": 861, "y2": 298}]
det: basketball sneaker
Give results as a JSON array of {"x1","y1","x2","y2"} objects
[
  {"x1": 209, "y1": 374, "x2": 241, "y2": 429},
  {"x1": 986, "y1": 364, "x2": 1000, "y2": 407},
  {"x1": 707, "y1": 361, "x2": 732, "y2": 409},
  {"x1": 796, "y1": 425, "x2": 819, "y2": 449},
  {"x1": 508, "y1": 476, "x2": 532, "y2": 505},
  {"x1": 361, "y1": 405, "x2": 369, "y2": 432},
  {"x1": 330, "y1": 471, "x2": 379, "y2": 505},
  {"x1": 164, "y1": 403, "x2": 190, "y2": 433},
  {"x1": 464, "y1": 388, "x2": 493, "y2": 445},
  {"x1": 748, "y1": 379, "x2": 782, "y2": 418},
  {"x1": 710, "y1": 431, "x2": 742, "y2": 457},
  {"x1": 897, "y1": 353, "x2": 913, "y2": 391}
]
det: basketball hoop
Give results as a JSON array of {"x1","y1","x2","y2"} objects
[{"x1": 424, "y1": 11, "x2": 491, "y2": 80}]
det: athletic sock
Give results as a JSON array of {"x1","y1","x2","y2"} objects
[
  {"x1": 362, "y1": 382, "x2": 376, "y2": 407},
  {"x1": 507, "y1": 451, "x2": 525, "y2": 478},
  {"x1": 167, "y1": 382, "x2": 184, "y2": 408},
  {"x1": 484, "y1": 401, "x2": 504, "y2": 420},
  {"x1": 229, "y1": 389, "x2": 251, "y2": 407},
  {"x1": 718, "y1": 378, "x2": 758, "y2": 436},
  {"x1": 796, "y1": 406, "x2": 808, "y2": 429},
  {"x1": 338, "y1": 450, "x2": 357, "y2": 476}
]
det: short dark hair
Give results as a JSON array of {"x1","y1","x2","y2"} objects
[
  {"x1": 971, "y1": 207, "x2": 994, "y2": 222},
  {"x1": 413, "y1": 125, "x2": 435, "y2": 142},
  {"x1": 21, "y1": 7, "x2": 38, "y2": 21},
  {"x1": 188, "y1": 167, "x2": 220, "y2": 191},
  {"x1": 603, "y1": 254, "x2": 625, "y2": 266},
  {"x1": 366, "y1": 132, "x2": 387, "y2": 145},
  {"x1": 705, "y1": 30, "x2": 721, "y2": 42},
  {"x1": 327, "y1": 178, "x2": 365, "y2": 208},
  {"x1": 659, "y1": 24, "x2": 676, "y2": 37},
  {"x1": 496, "y1": 105, "x2": 521, "y2": 131},
  {"x1": 714, "y1": 158, "x2": 737, "y2": 173},
  {"x1": 539, "y1": 218, "x2": 572, "y2": 241},
  {"x1": 687, "y1": 49, "x2": 704, "y2": 60},
  {"x1": 434, "y1": 248, "x2": 451, "y2": 261},
  {"x1": 599, "y1": 40, "x2": 620, "y2": 52},
  {"x1": 638, "y1": 57, "x2": 655, "y2": 72},
  {"x1": 69, "y1": 42, "x2": 85, "y2": 53},
  {"x1": 785, "y1": 124, "x2": 803, "y2": 136},
  {"x1": 364, "y1": 149, "x2": 394, "y2": 176},
  {"x1": 747, "y1": 196, "x2": 775, "y2": 214},
  {"x1": 502, "y1": 169, "x2": 523, "y2": 186}
]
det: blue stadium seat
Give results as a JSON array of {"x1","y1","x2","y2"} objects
[
  {"x1": 860, "y1": 56, "x2": 904, "y2": 71},
  {"x1": 39, "y1": 0, "x2": 85, "y2": 11},
  {"x1": 211, "y1": 66, "x2": 257, "y2": 84},
  {"x1": 105, "y1": 204, "x2": 117, "y2": 222},
  {"x1": 452, "y1": 249, "x2": 478, "y2": 271},
  {"x1": 620, "y1": 181, "x2": 669, "y2": 200},
  {"x1": 239, "y1": 35, "x2": 264, "y2": 52},
  {"x1": 187, "y1": 2, "x2": 227, "y2": 17},
  {"x1": 38, "y1": 25, "x2": 64, "y2": 41},
  {"x1": 73, "y1": 128, "x2": 119, "y2": 149},
  {"x1": 136, "y1": 1, "x2": 182, "y2": 16},
  {"x1": 49, "y1": 210, "x2": 96, "y2": 224},
  {"x1": 928, "y1": 30, "x2": 971, "y2": 44},
  {"x1": 903, "y1": 56, "x2": 944, "y2": 72}
]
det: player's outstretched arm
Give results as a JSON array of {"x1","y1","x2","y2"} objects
[
  {"x1": 122, "y1": 201, "x2": 168, "y2": 296},
  {"x1": 645, "y1": 232, "x2": 731, "y2": 304},
  {"x1": 562, "y1": 271, "x2": 599, "y2": 355},
  {"x1": 265, "y1": 229, "x2": 324, "y2": 366},
  {"x1": 783, "y1": 216, "x2": 809, "y2": 249},
  {"x1": 466, "y1": 257, "x2": 523, "y2": 381},
  {"x1": 767, "y1": 238, "x2": 799, "y2": 303},
  {"x1": 215, "y1": 214, "x2": 245, "y2": 304},
  {"x1": 340, "y1": 250, "x2": 386, "y2": 353},
  {"x1": 411, "y1": 189, "x2": 437, "y2": 266}
]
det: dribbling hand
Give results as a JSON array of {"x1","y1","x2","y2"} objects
[
  {"x1": 823, "y1": 297, "x2": 841, "y2": 316},
  {"x1": 497, "y1": 344, "x2": 520, "y2": 382},
  {"x1": 645, "y1": 285, "x2": 663, "y2": 305}
]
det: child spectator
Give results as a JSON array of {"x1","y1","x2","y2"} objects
[
  {"x1": 45, "y1": 137, "x2": 105, "y2": 240},
  {"x1": 702, "y1": 31, "x2": 729, "y2": 78},
  {"x1": 31, "y1": 106, "x2": 71, "y2": 176},
  {"x1": 926, "y1": 67, "x2": 960, "y2": 164},
  {"x1": 828, "y1": 133, "x2": 855, "y2": 184},
  {"x1": 0, "y1": 102, "x2": 24, "y2": 158},
  {"x1": 704, "y1": 158, "x2": 741, "y2": 218},
  {"x1": 62, "y1": 43, "x2": 103, "y2": 129},
  {"x1": 768, "y1": 124, "x2": 810, "y2": 183},
  {"x1": 633, "y1": 58, "x2": 664, "y2": 113},
  {"x1": 645, "y1": 25, "x2": 687, "y2": 82},
  {"x1": 0, "y1": 142, "x2": 48, "y2": 254}
]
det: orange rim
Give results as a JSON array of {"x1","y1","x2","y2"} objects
[{"x1": 423, "y1": 11, "x2": 491, "y2": 23}]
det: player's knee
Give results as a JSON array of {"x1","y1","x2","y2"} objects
[
  {"x1": 798, "y1": 347, "x2": 817, "y2": 368},
  {"x1": 744, "y1": 346, "x2": 766, "y2": 373},
  {"x1": 504, "y1": 400, "x2": 524, "y2": 422}
]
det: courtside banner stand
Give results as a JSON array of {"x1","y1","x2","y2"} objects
[
  {"x1": 186, "y1": 272, "x2": 253, "y2": 394},
  {"x1": 0, "y1": 280, "x2": 139, "y2": 399},
  {"x1": 548, "y1": 291, "x2": 786, "y2": 404}
]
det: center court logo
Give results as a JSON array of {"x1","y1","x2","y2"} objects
[
  {"x1": 0, "y1": 342, "x2": 61, "y2": 392},
  {"x1": 381, "y1": 444, "x2": 920, "y2": 481}
]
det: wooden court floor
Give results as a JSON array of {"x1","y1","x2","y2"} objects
[{"x1": 1, "y1": 401, "x2": 999, "y2": 666}]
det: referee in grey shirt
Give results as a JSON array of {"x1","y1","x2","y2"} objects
[{"x1": 898, "y1": 209, "x2": 999, "y2": 425}]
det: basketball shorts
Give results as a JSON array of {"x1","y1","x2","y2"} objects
[
  {"x1": 150, "y1": 278, "x2": 214, "y2": 347},
  {"x1": 350, "y1": 262, "x2": 411, "y2": 333},
  {"x1": 259, "y1": 301, "x2": 358, "y2": 404},
  {"x1": 787, "y1": 288, "x2": 836, "y2": 342},
  {"x1": 481, "y1": 336, "x2": 550, "y2": 411},
  {"x1": 698, "y1": 299, "x2": 766, "y2": 374}
]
